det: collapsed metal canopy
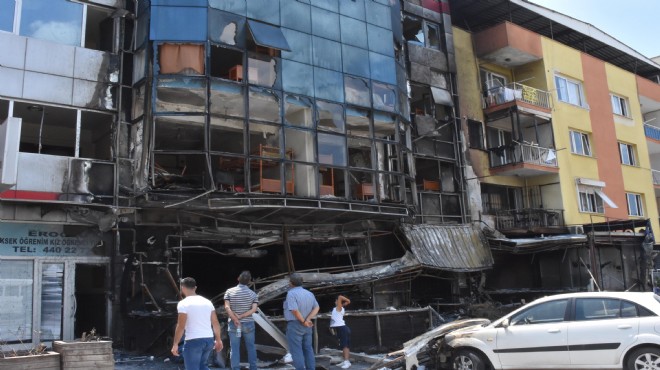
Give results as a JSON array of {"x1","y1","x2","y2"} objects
[
  {"x1": 400, "y1": 224, "x2": 493, "y2": 271},
  {"x1": 488, "y1": 234, "x2": 588, "y2": 254}
]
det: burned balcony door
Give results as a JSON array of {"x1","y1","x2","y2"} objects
[{"x1": 487, "y1": 127, "x2": 512, "y2": 166}]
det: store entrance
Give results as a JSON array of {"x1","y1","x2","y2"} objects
[{"x1": 74, "y1": 264, "x2": 107, "y2": 338}]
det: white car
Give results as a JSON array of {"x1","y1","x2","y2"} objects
[{"x1": 444, "y1": 292, "x2": 660, "y2": 370}]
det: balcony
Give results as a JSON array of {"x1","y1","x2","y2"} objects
[
  {"x1": 496, "y1": 208, "x2": 567, "y2": 235},
  {"x1": 645, "y1": 124, "x2": 660, "y2": 141},
  {"x1": 474, "y1": 22, "x2": 543, "y2": 68},
  {"x1": 653, "y1": 170, "x2": 660, "y2": 186},
  {"x1": 488, "y1": 143, "x2": 559, "y2": 177},
  {"x1": 483, "y1": 83, "x2": 552, "y2": 114}
]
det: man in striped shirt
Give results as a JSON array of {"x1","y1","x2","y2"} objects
[{"x1": 224, "y1": 271, "x2": 259, "y2": 370}]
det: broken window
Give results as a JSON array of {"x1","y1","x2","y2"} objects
[
  {"x1": 468, "y1": 120, "x2": 485, "y2": 150},
  {"x1": 133, "y1": 49, "x2": 147, "y2": 84},
  {"x1": 0, "y1": 99, "x2": 8, "y2": 121},
  {"x1": 209, "y1": 9, "x2": 245, "y2": 47},
  {"x1": 318, "y1": 133, "x2": 347, "y2": 167},
  {"x1": 345, "y1": 76, "x2": 371, "y2": 108},
  {"x1": 346, "y1": 107, "x2": 371, "y2": 138},
  {"x1": 248, "y1": 52, "x2": 280, "y2": 89},
  {"x1": 250, "y1": 159, "x2": 284, "y2": 194},
  {"x1": 84, "y1": 5, "x2": 113, "y2": 52},
  {"x1": 289, "y1": 162, "x2": 317, "y2": 197},
  {"x1": 210, "y1": 80, "x2": 245, "y2": 118},
  {"x1": 348, "y1": 137, "x2": 373, "y2": 169},
  {"x1": 350, "y1": 170, "x2": 375, "y2": 201},
  {"x1": 373, "y1": 112, "x2": 396, "y2": 140},
  {"x1": 410, "y1": 85, "x2": 433, "y2": 116},
  {"x1": 158, "y1": 44, "x2": 205, "y2": 75},
  {"x1": 0, "y1": 260, "x2": 33, "y2": 343},
  {"x1": 210, "y1": 117, "x2": 245, "y2": 154},
  {"x1": 15, "y1": 102, "x2": 77, "y2": 157},
  {"x1": 153, "y1": 153, "x2": 208, "y2": 189},
  {"x1": 425, "y1": 22, "x2": 441, "y2": 50},
  {"x1": 319, "y1": 166, "x2": 346, "y2": 198},
  {"x1": 442, "y1": 194, "x2": 461, "y2": 216},
  {"x1": 415, "y1": 159, "x2": 440, "y2": 192},
  {"x1": 213, "y1": 155, "x2": 246, "y2": 192},
  {"x1": 403, "y1": 16, "x2": 424, "y2": 45},
  {"x1": 249, "y1": 88, "x2": 281, "y2": 123},
  {"x1": 284, "y1": 95, "x2": 313, "y2": 128},
  {"x1": 132, "y1": 83, "x2": 145, "y2": 120},
  {"x1": 19, "y1": 0, "x2": 83, "y2": 46},
  {"x1": 379, "y1": 173, "x2": 403, "y2": 202},
  {"x1": 247, "y1": 19, "x2": 290, "y2": 53},
  {"x1": 481, "y1": 184, "x2": 522, "y2": 214},
  {"x1": 154, "y1": 116, "x2": 206, "y2": 151},
  {"x1": 372, "y1": 83, "x2": 397, "y2": 112},
  {"x1": 155, "y1": 77, "x2": 207, "y2": 113},
  {"x1": 210, "y1": 45, "x2": 243, "y2": 80},
  {"x1": 317, "y1": 101, "x2": 345, "y2": 133},
  {"x1": 249, "y1": 122, "x2": 282, "y2": 156},
  {"x1": 79, "y1": 111, "x2": 113, "y2": 160},
  {"x1": 285, "y1": 128, "x2": 315, "y2": 163}
]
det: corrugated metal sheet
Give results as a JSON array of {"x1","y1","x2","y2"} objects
[
  {"x1": 400, "y1": 224, "x2": 493, "y2": 271},
  {"x1": 488, "y1": 234, "x2": 587, "y2": 254}
]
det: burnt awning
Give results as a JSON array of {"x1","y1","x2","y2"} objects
[
  {"x1": 247, "y1": 20, "x2": 291, "y2": 51},
  {"x1": 488, "y1": 234, "x2": 588, "y2": 254},
  {"x1": 400, "y1": 224, "x2": 493, "y2": 271}
]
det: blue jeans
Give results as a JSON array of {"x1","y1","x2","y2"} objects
[
  {"x1": 182, "y1": 337, "x2": 214, "y2": 370},
  {"x1": 286, "y1": 321, "x2": 315, "y2": 370},
  {"x1": 228, "y1": 321, "x2": 258, "y2": 370}
]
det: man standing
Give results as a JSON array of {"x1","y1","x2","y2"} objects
[
  {"x1": 224, "y1": 271, "x2": 259, "y2": 370},
  {"x1": 172, "y1": 277, "x2": 223, "y2": 370},
  {"x1": 330, "y1": 295, "x2": 352, "y2": 369},
  {"x1": 284, "y1": 273, "x2": 320, "y2": 370}
]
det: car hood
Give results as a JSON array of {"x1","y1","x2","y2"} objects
[{"x1": 444, "y1": 321, "x2": 491, "y2": 342}]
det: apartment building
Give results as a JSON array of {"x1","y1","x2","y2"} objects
[
  {"x1": 0, "y1": 0, "x2": 496, "y2": 353},
  {"x1": 451, "y1": 0, "x2": 660, "y2": 298}
]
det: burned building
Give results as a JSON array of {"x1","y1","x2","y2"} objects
[{"x1": 0, "y1": 0, "x2": 497, "y2": 353}]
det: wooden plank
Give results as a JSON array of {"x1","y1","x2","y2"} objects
[
  {"x1": 53, "y1": 347, "x2": 112, "y2": 356},
  {"x1": 62, "y1": 354, "x2": 113, "y2": 363},
  {"x1": 0, "y1": 352, "x2": 60, "y2": 370}
]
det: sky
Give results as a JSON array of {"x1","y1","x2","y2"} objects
[{"x1": 528, "y1": 0, "x2": 660, "y2": 59}]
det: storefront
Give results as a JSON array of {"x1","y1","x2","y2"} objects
[{"x1": 0, "y1": 223, "x2": 112, "y2": 347}]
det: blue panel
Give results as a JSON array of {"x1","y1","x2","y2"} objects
[
  {"x1": 150, "y1": 6, "x2": 207, "y2": 41},
  {"x1": 281, "y1": 0, "x2": 311, "y2": 33},
  {"x1": 282, "y1": 60, "x2": 314, "y2": 97},
  {"x1": 247, "y1": 20, "x2": 291, "y2": 51},
  {"x1": 312, "y1": 37, "x2": 342, "y2": 72},
  {"x1": 314, "y1": 67, "x2": 344, "y2": 102},
  {"x1": 342, "y1": 44, "x2": 370, "y2": 79},
  {"x1": 311, "y1": 6, "x2": 340, "y2": 41},
  {"x1": 366, "y1": 2, "x2": 392, "y2": 30},
  {"x1": 209, "y1": 0, "x2": 246, "y2": 16},
  {"x1": 281, "y1": 29, "x2": 312, "y2": 65},
  {"x1": 247, "y1": 0, "x2": 280, "y2": 26},
  {"x1": 369, "y1": 52, "x2": 396, "y2": 84},
  {"x1": 151, "y1": 0, "x2": 206, "y2": 5},
  {"x1": 367, "y1": 24, "x2": 394, "y2": 57}
]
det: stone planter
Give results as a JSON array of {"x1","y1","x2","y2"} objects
[
  {"x1": 0, "y1": 351, "x2": 60, "y2": 370},
  {"x1": 53, "y1": 340, "x2": 113, "y2": 370}
]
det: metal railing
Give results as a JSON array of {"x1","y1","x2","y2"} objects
[
  {"x1": 653, "y1": 170, "x2": 660, "y2": 185},
  {"x1": 496, "y1": 208, "x2": 565, "y2": 230},
  {"x1": 488, "y1": 142, "x2": 558, "y2": 168},
  {"x1": 645, "y1": 124, "x2": 660, "y2": 141},
  {"x1": 483, "y1": 82, "x2": 552, "y2": 110}
]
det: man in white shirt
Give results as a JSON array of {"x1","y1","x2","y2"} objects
[
  {"x1": 172, "y1": 277, "x2": 223, "y2": 370},
  {"x1": 330, "y1": 295, "x2": 352, "y2": 369}
]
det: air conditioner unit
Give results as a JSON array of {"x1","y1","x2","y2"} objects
[
  {"x1": 0, "y1": 117, "x2": 21, "y2": 192},
  {"x1": 567, "y1": 225, "x2": 584, "y2": 235}
]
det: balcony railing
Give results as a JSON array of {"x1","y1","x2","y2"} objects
[
  {"x1": 488, "y1": 143, "x2": 558, "y2": 168},
  {"x1": 495, "y1": 208, "x2": 565, "y2": 231},
  {"x1": 645, "y1": 124, "x2": 660, "y2": 141},
  {"x1": 653, "y1": 170, "x2": 660, "y2": 186},
  {"x1": 483, "y1": 83, "x2": 552, "y2": 110}
]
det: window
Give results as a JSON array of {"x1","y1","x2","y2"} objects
[
  {"x1": 555, "y1": 75, "x2": 585, "y2": 107},
  {"x1": 627, "y1": 193, "x2": 644, "y2": 217},
  {"x1": 402, "y1": 16, "x2": 442, "y2": 50},
  {"x1": 575, "y1": 298, "x2": 621, "y2": 321},
  {"x1": 481, "y1": 184, "x2": 522, "y2": 214},
  {"x1": 577, "y1": 185, "x2": 604, "y2": 214},
  {"x1": 619, "y1": 142, "x2": 636, "y2": 166},
  {"x1": 570, "y1": 130, "x2": 592, "y2": 156},
  {"x1": 510, "y1": 299, "x2": 568, "y2": 326},
  {"x1": 0, "y1": 0, "x2": 15, "y2": 32},
  {"x1": 468, "y1": 120, "x2": 485, "y2": 149},
  {"x1": 0, "y1": 260, "x2": 34, "y2": 344},
  {"x1": 611, "y1": 94, "x2": 629, "y2": 117}
]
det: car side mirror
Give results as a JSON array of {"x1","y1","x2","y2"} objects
[{"x1": 500, "y1": 318, "x2": 510, "y2": 328}]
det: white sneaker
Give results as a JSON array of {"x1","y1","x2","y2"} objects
[
  {"x1": 283, "y1": 353, "x2": 293, "y2": 363},
  {"x1": 340, "y1": 360, "x2": 352, "y2": 369}
]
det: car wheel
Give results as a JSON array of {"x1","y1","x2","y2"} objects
[
  {"x1": 453, "y1": 350, "x2": 486, "y2": 370},
  {"x1": 627, "y1": 347, "x2": 660, "y2": 370}
]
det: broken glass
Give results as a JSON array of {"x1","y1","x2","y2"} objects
[
  {"x1": 367, "y1": 24, "x2": 394, "y2": 57},
  {"x1": 247, "y1": 20, "x2": 290, "y2": 50},
  {"x1": 314, "y1": 67, "x2": 344, "y2": 102},
  {"x1": 132, "y1": 83, "x2": 145, "y2": 120},
  {"x1": 210, "y1": 45, "x2": 243, "y2": 79},
  {"x1": 290, "y1": 163, "x2": 317, "y2": 197},
  {"x1": 153, "y1": 153, "x2": 207, "y2": 189},
  {"x1": 342, "y1": 45, "x2": 370, "y2": 79},
  {"x1": 281, "y1": 0, "x2": 311, "y2": 33},
  {"x1": 403, "y1": 16, "x2": 424, "y2": 45},
  {"x1": 155, "y1": 77, "x2": 207, "y2": 113},
  {"x1": 211, "y1": 80, "x2": 245, "y2": 118},
  {"x1": 19, "y1": 0, "x2": 83, "y2": 46},
  {"x1": 372, "y1": 83, "x2": 397, "y2": 112},
  {"x1": 281, "y1": 29, "x2": 312, "y2": 65},
  {"x1": 344, "y1": 76, "x2": 371, "y2": 107},
  {"x1": 441, "y1": 163, "x2": 456, "y2": 193},
  {"x1": 159, "y1": 44, "x2": 205, "y2": 75},
  {"x1": 210, "y1": 116, "x2": 245, "y2": 154},
  {"x1": 133, "y1": 48, "x2": 146, "y2": 83},
  {"x1": 311, "y1": 6, "x2": 340, "y2": 41},
  {"x1": 248, "y1": 53, "x2": 280, "y2": 89},
  {"x1": 247, "y1": 0, "x2": 280, "y2": 26},
  {"x1": 250, "y1": 158, "x2": 283, "y2": 194},
  {"x1": 249, "y1": 88, "x2": 281, "y2": 123},
  {"x1": 209, "y1": 9, "x2": 245, "y2": 47},
  {"x1": 339, "y1": 16, "x2": 368, "y2": 49},
  {"x1": 319, "y1": 167, "x2": 345, "y2": 198},
  {"x1": 285, "y1": 128, "x2": 315, "y2": 163},
  {"x1": 312, "y1": 37, "x2": 342, "y2": 71},
  {"x1": 373, "y1": 112, "x2": 396, "y2": 140},
  {"x1": 213, "y1": 155, "x2": 246, "y2": 192},
  {"x1": 284, "y1": 95, "x2": 313, "y2": 128},
  {"x1": 426, "y1": 23, "x2": 441, "y2": 50},
  {"x1": 15, "y1": 102, "x2": 77, "y2": 156},
  {"x1": 346, "y1": 107, "x2": 371, "y2": 138},
  {"x1": 317, "y1": 101, "x2": 345, "y2": 133},
  {"x1": 369, "y1": 52, "x2": 397, "y2": 85},
  {"x1": 348, "y1": 137, "x2": 373, "y2": 169},
  {"x1": 349, "y1": 170, "x2": 376, "y2": 201},
  {"x1": 379, "y1": 173, "x2": 403, "y2": 202},
  {"x1": 442, "y1": 194, "x2": 461, "y2": 215},
  {"x1": 282, "y1": 60, "x2": 314, "y2": 97},
  {"x1": 318, "y1": 133, "x2": 347, "y2": 166},
  {"x1": 154, "y1": 115, "x2": 206, "y2": 151},
  {"x1": 80, "y1": 111, "x2": 113, "y2": 160},
  {"x1": 249, "y1": 122, "x2": 282, "y2": 155}
]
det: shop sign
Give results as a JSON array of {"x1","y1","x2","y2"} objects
[{"x1": 0, "y1": 223, "x2": 107, "y2": 257}]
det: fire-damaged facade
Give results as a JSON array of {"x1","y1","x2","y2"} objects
[{"x1": 0, "y1": 0, "x2": 497, "y2": 354}]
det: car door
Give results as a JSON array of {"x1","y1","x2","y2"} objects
[
  {"x1": 496, "y1": 299, "x2": 571, "y2": 368},
  {"x1": 567, "y1": 298, "x2": 639, "y2": 366}
]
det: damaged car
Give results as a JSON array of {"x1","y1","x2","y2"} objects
[{"x1": 440, "y1": 292, "x2": 660, "y2": 370}]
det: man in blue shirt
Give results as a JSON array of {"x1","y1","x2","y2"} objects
[{"x1": 284, "y1": 273, "x2": 319, "y2": 370}]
